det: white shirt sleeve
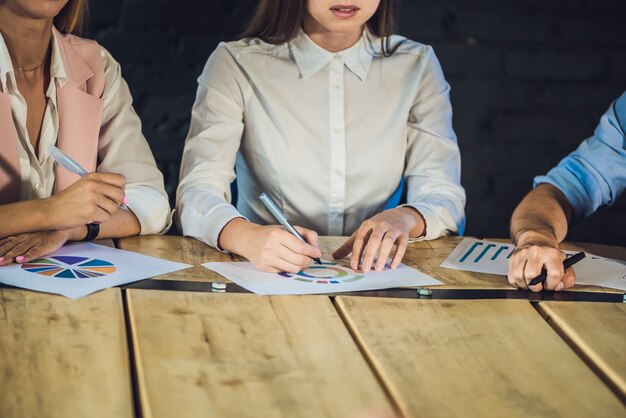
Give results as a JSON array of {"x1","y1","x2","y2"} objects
[
  {"x1": 176, "y1": 45, "x2": 247, "y2": 248},
  {"x1": 402, "y1": 46, "x2": 466, "y2": 239},
  {"x1": 96, "y1": 47, "x2": 171, "y2": 235}
]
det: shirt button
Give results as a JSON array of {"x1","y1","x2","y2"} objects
[{"x1": 35, "y1": 183, "x2": 42, "y2": 190}]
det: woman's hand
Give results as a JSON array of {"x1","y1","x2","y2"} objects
[
  {"x1": 0, "y1": 229, "x2": 82, "y2": 265},
  {"x1": 332, "y1": 207, "x2": 424, "y2": 272},
  {"x1": 43, "y1": 173, "x2": 127, "y2": 230},
  {"x1": 508, "y1": 232, "x2": 575, "y2": 292},
  {"x1": 219, "y1": 218, "x2": 322, "y2": 273}
]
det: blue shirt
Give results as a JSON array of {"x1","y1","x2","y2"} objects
[{"x1": 534, "y1": 91, "x2": 626, "y2": 222}]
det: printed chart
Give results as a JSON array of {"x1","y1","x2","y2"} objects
[
  {"x1": 203, "y1": 259, "x2": 443, "y2": 295},
  {"x1": 21, "y1": 256, "x2": 117, "y2": 279},
  {"x1": 0, "y1": 242, "x2": 192, "y2": 299},
  {"x1": 441, "y1": 237, "x2": 626, "y2": 291},
  {"x1": 278, "y1": 261, "x2": 364, "y2": 284},
  {"x1": 441, "y1": 238, "x2": 513, "y2": 275}
]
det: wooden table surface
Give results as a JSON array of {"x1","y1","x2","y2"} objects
[
  {"x1": 123, "y1": 235, "x2": 626, "y2": 293},
  {"x1": 537, "y1": 301, "x2": 626, "y2": 402},
  {"x1": 335, "y1": 296, "x2": 626, "y2": 417},
  {"x1": 118, "y1": 235, "x2": 233, "y2": 282},
  {"x1": 127, "y1": 289, "x2": 393, "y2": 418},
  {"x1": 2, "y1": 235, "x2": 626, "y2": 417},
  {"x1": 0, "y1": 288, "x2": 134, "y2": 418}
]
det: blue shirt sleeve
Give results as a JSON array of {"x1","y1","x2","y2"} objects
[{"x1": 534, "y1": 91, "x2": 626, "y2": 222}]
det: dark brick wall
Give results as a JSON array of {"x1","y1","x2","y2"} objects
[{"x1": 87, "y1": 0, "x2": 626, "y2": 245}]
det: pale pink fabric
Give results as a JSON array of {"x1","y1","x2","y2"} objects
[{"x1": 0, "y1": 27, "x2": 105, "y2": 204}]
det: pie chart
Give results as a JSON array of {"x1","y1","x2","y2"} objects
[
  {"x1": 21, "y1": 256, "x2": 117, "y2": 279},
  {"x1": 278, "y1": 262, "x2": 364, "y2": 284}
]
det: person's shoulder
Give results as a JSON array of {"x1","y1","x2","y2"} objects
[
  {"x1": 367, "y1": 32, "x2": 434, "y2": 59},
  {"x1": 57, "y1": 31, "x2": 99, "y2": 48},
  {"x1": 218, "y1": 37, "x2": 288, "y2": 60}
]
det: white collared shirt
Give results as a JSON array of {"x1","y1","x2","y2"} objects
[
  {"x1": 177, "y1": 29, "x2": 466, "y2": 248},
  {"x1": 0, "y1": 31, "x2": 171, "y2": 234}
]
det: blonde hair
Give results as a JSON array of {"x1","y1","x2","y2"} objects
[{"x1": 54, "y1": 0, "x2": 88, "y2": 35}]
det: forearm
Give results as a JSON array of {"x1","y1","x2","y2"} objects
[
  {"x1": 510, "y1": 184, "x2": 573, "y2": 246},
  {"x1": 217, "y1": 217, "x2": 256, "y2": 255},
  {"x1": 95, "y1": 208, "x2": 141, "y2": 239},
  {"x1": 0, "y1": 200, "x2": 53, "y2": 238}
]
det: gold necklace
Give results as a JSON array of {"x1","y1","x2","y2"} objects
[
  {"x1": 17, "y1": 60, "x2": 46, "y2": 72},
  {"x1": 16, "y1": 46, "x2": 50, "y2": 72}
]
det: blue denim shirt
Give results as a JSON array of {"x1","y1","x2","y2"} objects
[{"x1": 534, "y1": 91, "x2": 626, "y2": 222}]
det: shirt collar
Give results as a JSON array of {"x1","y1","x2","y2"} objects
[
  {"x1": 0, "y1": 28, "x2": 68, "y2": 91},
  {"x1": 289, "y1": 28, "x2": 374, "y2": 81}
]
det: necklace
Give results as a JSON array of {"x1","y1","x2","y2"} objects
[
  {"x1": 17, "y1": 60, "x2": 46, "y2": 72},
  {"x1": 16, "y1": 46, "x2": 50, "y2": 72}
]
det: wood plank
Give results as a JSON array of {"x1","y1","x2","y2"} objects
[
  {"x1": 118, "y1": 235, "x2": 233, "y2": 282},
  {"x1": 336, "y1": 297, "x2": 626, "y2": 417},
  {"x1": 0, "y1": 288, "x2": 133, "y2": 418},
  {"x1": 127, "y1": 290, "x2": 393, "y2": 418},
  {"x1": 537, "y1": 301, "x2": 626, "y2": 402}
]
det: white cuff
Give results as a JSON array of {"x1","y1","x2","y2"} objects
[{"x1": 125, "y1": 186, "x2": 172, "y2": 235}]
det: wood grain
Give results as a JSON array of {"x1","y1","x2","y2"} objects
[
  {"x1": 537, "y1": 301, "x2": 626, "y2": 402},
  {"x1": 127, "y1": 289, "x2": 393, "y2": 418},
  {"x1": 336, "y1": 296, "x2": 626, "y2": 417},
  {"x1": 0, "y1": 288, "x2": 133, "y2": 418},
  {"x1": 118, "y1": 235, "x2": 233, "y2": 282}
]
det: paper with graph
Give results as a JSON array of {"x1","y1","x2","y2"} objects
[
  {"x1": 203, "y1": 258, "x2": 443, "y2": 295},
  {"x1": 0, "y1": 242, "x2": 192, "y2": 299},
  {"x1": 440, "y1": 238, "x2": 514, "y2": 275},
  {"x1": 441, "y1": 237, "x2": 626, "y2": 291}
]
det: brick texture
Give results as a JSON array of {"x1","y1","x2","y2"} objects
[{"x1": 88, "y1": 0, "x2": 626, "y2": 245}]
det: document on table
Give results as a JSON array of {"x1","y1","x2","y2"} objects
[
  {"x1": 203, "y1": 258, "x2": 443, "y2": 295},
  {"x1": 0, "y1": 242, "x2": 192, "y2": 299},
  {"x1": 441, "y1": 237, "x2": 626, "y2": 291}
]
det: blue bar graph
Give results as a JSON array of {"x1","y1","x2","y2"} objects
[
  {"x1": 459, "y1": 242, "x2": 483, "y2": 263},
  {"x1": 491, "y1": 245, "x2": 510, "y2": 261},
  {"x1": 474, "y1": 244, "x2": 496, "y2": 262}
]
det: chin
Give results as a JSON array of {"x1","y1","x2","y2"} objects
[
  {"x1": 324, "y1": 19, "x2": 368, "y2": 34},
  {"x1": 11, "y1": 0, "x2": 69, "y2": 20}
]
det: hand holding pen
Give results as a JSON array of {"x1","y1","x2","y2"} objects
[{"x1": 44, "y1": 145, "x2": 129, "y2": 229}]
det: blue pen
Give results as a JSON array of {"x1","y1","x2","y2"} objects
[
  {"x1": 48, "y1": 145, "x2": 129, "y2": 211},
  {"x1": 259, "y1": 192, "x2": 321, "y2": 264}
]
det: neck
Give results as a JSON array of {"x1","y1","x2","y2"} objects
[
  {"x1": 0, "y1": 6, "x2": 52, "y2": 70},
  {"x1": 303, "y1": 16, "x2": 363, "y2": 52}
]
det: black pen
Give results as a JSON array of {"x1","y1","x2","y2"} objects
[{"x1": 528, "y1": 251, "x2": 586, "y2": 287}]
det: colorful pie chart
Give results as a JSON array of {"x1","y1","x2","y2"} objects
[
  {"x1": 279, "y1": 262, "x2": 364, "y2": 284},
  {"x1": 21, "y1": 256, "x2": 117, "y2": 279}
]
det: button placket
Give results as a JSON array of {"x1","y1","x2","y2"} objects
[{"x1": 327, "y1": 55, "x2": 346, "y2": 235}]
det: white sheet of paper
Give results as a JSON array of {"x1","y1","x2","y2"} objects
[
  {"x1": 440, "y1": 238, "x2": 514, "y2": 275},
  {"x1": 203, "y1": 259, "x2": 443, "y2": 295},
  {"x1": 0, "y1": 242, "x2": 192, "y2": 299},
  {"x1": 441, "y1": 237, "x2": 626, "y2": 291}
]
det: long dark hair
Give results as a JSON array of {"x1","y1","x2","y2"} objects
[
  {"x1": 241, "y1": 0, "x2": 401, "y2": 56},
  {"x1": 54, "y1": 0, "x2": 89, "y2": 35}
]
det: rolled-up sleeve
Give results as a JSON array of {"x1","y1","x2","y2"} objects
[
  {"x1": 534, "y1": 92, "x2": 626, "y2": 222},
  {"x1": 96, "y1": 47, "x2": 171, "y2": 235},
  {"x1": 403, "y1": 47, "x2": 466, "y2": 239},
  {"x1": 176, "y1": 45, "x2": 247, "y2": 249}
]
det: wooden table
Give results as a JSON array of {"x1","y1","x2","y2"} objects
[
  {"x1": 335, "y1": 296, "x2": 626, "y2": 417},
  {"x1": 537, "y1": 301, "x2": 626, "y2": 402},
  {"x1": 126, "y1": 289, "x2": 393, "y2": 418},
  {"x1": 2, "y1": 235, "x2": 625, "y2": 417},
  {"x1": 0, "y1": 288, "x2": 134, "y2": 418},
  {"x1": 128, "y1": 235, "x2": 626, "y2": 293}
]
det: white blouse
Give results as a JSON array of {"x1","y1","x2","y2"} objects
[
  {"x1": 177, "y1": 29, "x2": 465, "y2": 248},
  {"x1": 0, "y1": 31, "x2": 171, "y2": 234}
]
